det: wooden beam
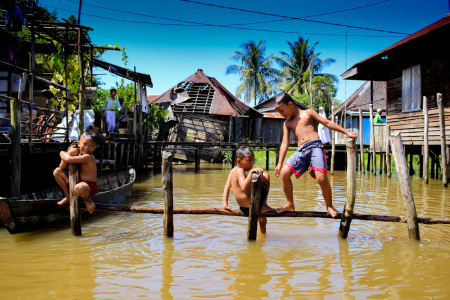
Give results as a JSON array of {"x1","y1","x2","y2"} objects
[
  {"x1": 69, "y1": 163, "x2": 82, "y2": 236},
  {"x1": 248, "y1": 173, "x2": 261, "y2": 240},
  {"x1": 339, "y1": 138, "x2": 357, "y2": 238},
  {"x1": 437, "y1": 93, "x2": 448, "y2": 187},
  {"x1": 163, "y1": 151, "x2": 174, "y2": 237}
]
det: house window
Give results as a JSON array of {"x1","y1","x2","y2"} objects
[{"x1": 402, "y1": 65, "x2": 421, "y2": 112}]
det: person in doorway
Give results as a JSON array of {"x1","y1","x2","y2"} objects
[
  {"x1": 102, "y1": 89, "x2": 120, "y2": 133},
  {"x1": 223, "y1": 147, "x2": 275, "y2": 233},
  {"x1": 318, "y1": 107, "x2": 331, "y2": 144},
  {"x1": 374, "y1": 108, "x2": 384, "y2": 124},
  {"x1": 274, "y1": 92, "x2": 357, "y2": 217},
  {"x1": 53, "y1": 131, "x2": 99, "y2": 213},
  {"x1": 115, "y1": 96, "x2": 128, "y2": 132}
]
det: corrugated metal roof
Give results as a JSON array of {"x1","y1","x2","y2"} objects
[
  {"x1": 152, "y1": 69, "x2": 262, "y2": 117},
  {"x1": 342, "y1": 15, "x2": 450, "y2": 80}
]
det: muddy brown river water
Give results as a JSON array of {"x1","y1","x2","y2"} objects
[{"x1": 1, "y1": 163, "x2": 450, "y2": 299}]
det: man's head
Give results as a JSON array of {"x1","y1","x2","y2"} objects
[
  {"x1": 77, "y1": 131, "x2": 98, "y2": 155},
  {"x1": 119, "y1": 96, "x2": 124, "y2": 104},
  {"x1": 236, "y1": 147, "x2": 255, "y2": 171},
  {"x1": 377, "y1": 108, "x2": 382, "y2": 114},
  {"x1": 110, "y1": 89, "x2": 117, "y2": 99}
]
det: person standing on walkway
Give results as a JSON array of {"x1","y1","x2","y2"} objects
[
  {"x1": 102, "y1": 89, "x2": 121, "y2": 133},
  {"x1": 374, "y1": 108, "x2": 384, "y2": 124}
]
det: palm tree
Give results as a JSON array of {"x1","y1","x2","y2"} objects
[
  {"x1": 226, "y1": 41, "x2": 279, "y2": 106},
  {"x1": 274, "y1": 36, "x2": 336, "y2": 106}
]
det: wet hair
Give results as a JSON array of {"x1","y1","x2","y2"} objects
[
  {"x1": 81, "y1": 131, "x2": 99, "y2": 146},
  {"x1": 274, "y1": 92, "x2": 309, "y2": 110},
  {"x1": 236, "y1": 146, "x2": 254, "y2": 158}
]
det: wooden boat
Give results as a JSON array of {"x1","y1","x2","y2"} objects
[{"x1": 0, "y1": 168, "x2": 136, "y2": 234}]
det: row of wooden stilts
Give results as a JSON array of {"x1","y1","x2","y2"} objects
[{"x1": 68, "y1": 133, "x2": 450, "y2": 240}]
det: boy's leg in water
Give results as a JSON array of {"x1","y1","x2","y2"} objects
[
  {"x1": 258, "y1": 217, "x2": 267, "y2": 234},
  {"x1": 260, "y1": 172, "x2": 275, "y2": 213},
  {"x1": 315, "y1": 171, "x2": 339, "y2": 218},
  {"x1": 74, "y1": 182, "x2": 96, "y2": 213},
  {"x1": 277, "y1": 164, "x2": 295, "y2": 213}
]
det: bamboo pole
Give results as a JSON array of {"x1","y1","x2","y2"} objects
[
  {"x1": 339, "y1": 138, "x2": 357, "y2": 238},
  {"x1": 93, "y1": 204, "x2": 450, "y2": 225},
  {"x1": 247, "y1": 173, "x2": 261, "y2": 240},
  {"x1": 69, "y1": 163, "x2": 82, "y2": 236},
  {"x1": 359, "y1": 109, "x2": 364, "y2": 173},
  {"x1": 386, "y1": 125, "x2": 391, "y2": 178},
  {"x1": 437, "y1": 93, "x2": 448, "y2": 187},
  {"x1": 10, "y1": 74, "x2": 25, "y2": 197},
  {"x1": 369, "y1": 104, "x2": 375, "y2": 174},
  {"x1": 390, "y1": 132, "x2": 420, "y2": 240},
  {"x1": 331, "y1": 107, "x2": 335, "y2": 174},
  {"x1": 163, "y1": 151, "x2": 174, "y2": 237}
]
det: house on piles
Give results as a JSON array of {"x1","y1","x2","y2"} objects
[
  {"x1": 333, "y1": 81, "x2": 387, "y2": 147},
  {"x1": 342, "y1": 14, "x2": 450, "y2": 175},
  {"x1": 151, "y1": 69, "x2": 262, "y2": 162}
]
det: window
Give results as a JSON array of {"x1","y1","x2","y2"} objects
[{"x1": 402, "y1": 65, "x2": 421, "y2": 112}]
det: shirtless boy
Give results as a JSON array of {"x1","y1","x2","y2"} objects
[
  {"x1": 53, "y1": 131, "x2": 99, "y2": 213},
  {"x1": 274, "y1": 93, "x2": 357, "y2": 217},
  {"x1": 223, "y1": 147, "x2": 274, "y2": 233}
]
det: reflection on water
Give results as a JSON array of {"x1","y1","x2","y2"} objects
[{"x1": 1, "y1": 163, "x2": 450, "y2": 299}]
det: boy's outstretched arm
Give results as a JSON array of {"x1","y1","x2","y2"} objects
[
  {"x1": 275, "y1": 121, "x2": 290, "y2": 177},
  {"x1": 310, "y1": 110, "x2": 357, "y2": 139},
  {"x1": 223, "y1": 173, "x2": 233, "y2": 211}
]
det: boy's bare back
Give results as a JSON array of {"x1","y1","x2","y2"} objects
[{"x1": 226, "y1": 166, "x2": 252, "y2": 208}]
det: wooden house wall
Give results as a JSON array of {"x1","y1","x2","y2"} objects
[
  {"x1": 260, "y1": 118, "x2": 284, "y2": 143},
  {"x1": 386, "y1": 56, "x2": 450, "y2": 146}
]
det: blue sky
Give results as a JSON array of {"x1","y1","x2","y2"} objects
[{"x1": 40, "y1": 0, "x2": 449, "y2": 105}]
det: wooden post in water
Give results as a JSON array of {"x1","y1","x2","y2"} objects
[
  {"x1": 386, "y1": 125, "x2": 391, "y2": 178},
  {"x1": 247, "y1": 173, "x2": 261, "y2": 240},
  {"x1": 275, "y1": 147, "x2": 280, "y2": 168},
  {"x1": 339, "y1": 138, "x2": 357, "y2": 238},
  {"x1": 10, "y1": 74, "x2": 25, "y2": 197},
  {"x1": 359, "y1": 109, "x2": 364, "y2": 173},
  {"x1": 266, "y1": 148, "x2": 270, "y2": 170},
  {"x1": 195, "y1": 147, "x2": 200, "y2": 172},
  {"x1": 437, "y1": 93, "x2": 448, "y2": 187},
  {"x1": 369, "y1": 104, "x2": 375, "y2": 174},
  {"x1": 390, "y1": 132, "x2": 420, "y2": 240},
  {"x1": 331, "y1": 107, "x2": 335, "y2": 175},
  {"x1": 162, "y1": 151, "x2": 174, "y2": 237},
  {"x1": 423, "y1": 96, "x2": 429, "y2": 184},
  {"x1": 69, "y1": 163, "x2": 82, "y2": 236},
  {"x1": 231, "y1": 146, "x2": 237, "y2": 168}
]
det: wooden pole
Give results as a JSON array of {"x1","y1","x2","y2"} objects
[
  {"x1": 247, "y1": 173, "x2": 261, "y2": 240},
  {"x1": 385, "y1": 124, "x2": 391, "y2": 177},
  {"x1": 10, "y1": 74, "x2": 25, "y2": 197},
  {"x1": 339, "y1": 138, "x2": 357, "y2": 238},
  {"x1": 231, "y1": 146, "x2": 236, "y2": 168},
  {"x1": 359, "y1": 109, "x2": 364, "y2": 173},
  {"x1": 118, "y1": 143, "x2": 124, "y2": 171},
  {"x1": 69, "y1": 163, "x2": 82, "y2": 236},
  {"x1": 162, "y1": 151, "x2": 174, "y2": 237},
  {"x1": 390, "y1": 132, "x2": 420, "y2": 240},
  {"x1": 423, "y1": 96, "x2": 429, "y2": 183},
  {"x1": 195, "y1": 147, "x2": 200, "y2": 172},
  {"x1": 125, "y1": 143, "x2": 130, "y2": 170},
  {"x1": 369, "y1": 104, "x2": 375, "y2": 174},
  {"x1": 275, "y1": 147, "x2": 280, "y2": 168},
  {"x1": 93, "y1": 203, "x2": 450, "y2": 225},
  {"x1": 266, "y1": 148, "x2": 270, "y2": 170},
  {"x1": 437, "y1": 93, "x2": 448, "y2": 187},
  {"x1": 331, "y1": 107, "x2": 335, "y2": 174},
  {"x1": 29, "y1": 23, "x2": 35, "y2": 150}
]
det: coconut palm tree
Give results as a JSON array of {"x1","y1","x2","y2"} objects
[
  {"x1": 226, "y1": 41, "x2": 279, "y2": 106},
  {"x1": 274, "y1": 36, "x2": 337, "y2": 106}
]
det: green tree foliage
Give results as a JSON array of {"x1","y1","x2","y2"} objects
[{"x1": 226, "y1": 41, "x2": 280, "y2": 106}]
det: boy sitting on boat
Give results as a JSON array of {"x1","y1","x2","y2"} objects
[
  {"x1": 53, "y1": 131, "x2": 99, "y2": 213},
  {"x1": 223, "y1": 147, "x2": 275, "y2": 233}
]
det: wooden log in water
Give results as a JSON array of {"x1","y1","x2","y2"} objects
[
  {"x1": 93, "y1": 204, "x2": 450, "y2": 225},
  {"x1": 437, "y1": 93, "x2": 448, "y2": 187},
  {"x1": 248, "y1": 173, "x2": 261, "y2": 240},
  {"x1": 163, "y1": 151, "x2": 174, "y2": 237},
  {"x1": 423, "y1": 96, "x2": 429, "y2": 184},
  {"x1": 69, "y1": 163, "x2": 82, "y2": 236},
  {"x1": 339, "y1": 138, "x2": 357, "y2": 238},
  {"x1": 390, "y1": 132, "x2": 420, "y2": 240}
]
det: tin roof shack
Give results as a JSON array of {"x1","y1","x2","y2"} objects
[
  {"x1": 342, "y1": 15, "x2": 450, "y2": 157},
  {"x1": 152, "y1": 69, "x2": 262, "y2": 162},
  {"x1": 334, "y1": 81, "x2": 386, "y2": 147},
  {"x1": 253, "y1": 96, "x2": 286, "y2": 143}
]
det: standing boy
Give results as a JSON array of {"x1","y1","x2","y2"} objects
[
  {"x1": 274, "y1": 93, "x2": 357, "y2": 217},
  {"x1": 115, "y1": 96, "x2": 128, "y2": 131},
  {"x1": 223, "y1": 147, "x2": 274, "y2": 233},
  {"x1": 102, "y1": 89, "x2": 120, "y2": 133},
  {"x1": 53, "y1": 131, "x2": 99, "y2": 213}
]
